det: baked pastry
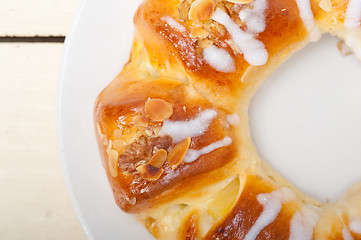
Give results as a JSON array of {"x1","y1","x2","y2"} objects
[{"x1": 94, "y1": 0, "x2": 361, "y2": 239}]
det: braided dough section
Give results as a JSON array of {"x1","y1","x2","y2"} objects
[{"x1": 94, "y1": 0, "x2": 361, "y2": 239}]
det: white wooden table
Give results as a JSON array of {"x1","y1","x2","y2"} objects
[{"x1": 0, "y1": 1, "x2": 87, "y2": 239}]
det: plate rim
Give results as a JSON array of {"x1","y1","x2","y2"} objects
[{"x1": 56, "y1": 0, "x2": 94, "y2": 238}]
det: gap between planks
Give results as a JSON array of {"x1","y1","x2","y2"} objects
[{"x1": 0, "y1": 36, "x2": 65, "y2": 43}]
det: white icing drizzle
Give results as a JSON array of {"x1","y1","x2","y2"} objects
[
  {"x1": 295, "y1": 0, "x2": 321, "y2": 42},
  {"x1": 203, "y1": 45, "x2": 235, "y2": 72},
  {"x1": 243, "y1": 188, "x2": 295, "y2": 240},
  {"x1": 344, "y1": 0, "x2": 361, "y2": 60},
  {"x1": 349, "y1": 219, "x2": 361, "y2": 234},
  {"x1": 159, "y1": 109, "x2": 217, "y2": 143},
  {"x1": 183, "y1": 137, "x2": 232, "y2": 163},
  {"x1": 289, "y1": 204, "x2": 321, "y2": 240},
  {"x1": 161, "y1": 16, "x2": 186, "y2": 32},
  {"x1": 345, "y1": 0, "x2": 361, "y2": 29},
  {"x1": 212, "y1": 8, "x2": 269, "y2": 66},
  {"x1": 226, "y1": 113, "x2": 240, "y2": 125},
  {"x1": 342, "y1": 225, "x2": 355, "y2": 240},
  {"x1": 238, "y1": 0, "x2": 268, "y2": 34}
]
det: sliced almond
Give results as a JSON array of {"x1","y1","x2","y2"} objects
[
  {"x1": 106, "y1": 140, "x2": 113, "y2": 154},
  {"x1": 337, "y1": 40, "x2": 352, "y2": 56},
  {"x1": 191, "y1": 27, "x2": 210, "y2": 39},
  {"x1": 108, "y1": 149, "x2": 119, "y2": 177},
  {"x1": 199, "y1": 39, "x2": 213, "y2": 49},
  {"x1": 97, "y1": 124, "x2": 108, "y2": 145},
  {"x1": 145, "y1": 98, "x2": 173, "y2": 122},
  {"x1": 112, "y1": 139, "x2": 126, "y2": 152},
  {"x1": 114, "y1": 129, "x2": 123, "y2": 139},
  {"x1": 189, "y1": 0, "x2": 215, "y2": 21},
  {"x1": 149, "y1": 149, "x2": 168, "y2": 168},
  {"x1": 226, "y1": 0, "x2": 254, "y2": 4},
  {"x1": 319, "y1": 0, "x2": 332, "y2": 12},
  {"x1": 168, "y1": 137, "x2": 191, "y2": 170},
  {"x1": 225, "y1": 39, "x2": 242, "y2": 55},
  {"x1": 179, "y1": 0, "x2": 193, "y2": 21},
  {"x1": 132, "y1": 115, "x2": 148, "y2": 127},
  {"x1": 125, "y1": 196, "x2": 137, "y2": 205},
  {"x1": 154, "y1": 126, "x2": 162, "y2": 136},
  {"x1": 136, "y1": 164, "x2": 164, "y2": 181},
  {"x1": 153, "y1": 146, "x2": 160, "y2": 154},
  {"x1": 145, "y1": 129, "x2": 153, "y2": 136}
]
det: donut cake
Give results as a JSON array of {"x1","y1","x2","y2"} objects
[{"x1": 94, "y1": 0, "x2": 361, "y2": 239}]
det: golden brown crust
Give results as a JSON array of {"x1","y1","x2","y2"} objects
[
  {"x1": 94, "y1": 0, "x2": 361, "y2": 238},
  {"x1": 134, "y1": 0, "x2": 308, "y2": 111},
  {"x1": 95, "y1": 77, "x2": 238, "y2": 212},
  {"x1": 204, "y1": 175, "x2": 299, "y2": 240}
]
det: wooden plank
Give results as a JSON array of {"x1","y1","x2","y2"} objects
[
  {"x1": 0, "y1": 43, "x2": 87, "y2": 240},
  {"x1": 0, "y1": 0, "x2": 81, "y2": 36}
]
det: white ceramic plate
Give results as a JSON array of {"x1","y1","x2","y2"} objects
[{"x1": 58, "y1": 0, "x2": 361, "y2": 239}]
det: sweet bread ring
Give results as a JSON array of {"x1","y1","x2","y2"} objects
[{"x1": 94, "y1": 0, "x2": 361, "y2": 239}]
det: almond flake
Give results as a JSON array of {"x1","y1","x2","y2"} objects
[
  {"x1": 145, "y1": 129, "x2": 153, "y2": 136},
  {"x1": 199, "y1": 39, "x2": 213, "y2": 49},
  {"x1": 154, "y1": 127, "x2": 162, "y2": 136},
  {"x1": 106, "y1": 140, "x2": 112, "y2": 154},
  {"x1": 319, "y1": 0, "x2": 332, "y2": 12},
  {"x1": 179, "y1": 0, "x2": 193, "y2": 21},
  {"x1": 226, "y1": 0, "x2": 254, "y2": 4},
  {"x1": 149, "y1": 149, "x2": 168, "y2": 168},
  {"x1": 108, "y1": 150, "x2": 119, "y2": 177},
  {"x1": 97, "y1": 124, "x2": 108, "y2": 145},
  {"x1": 112, "y1": 140, "x2": 126, "y2": 152},
  {"x1": 225, "y1": 39, "x2": 242, "y2": 55},
  {"x1": 132, "y1": 115, "x2": 148, "y2": 127},
  {"x1": 114, "y1": 129, "x2": 123, "y2": 139},
  {"x1": 337, "y1": 40, "x2": 352, "y2": 56},
  {"x1": 124, "y1": 196, "x2": 137, "y2": 205},
  {"x1": 145, "y1": 98, "x2": 174, "y2": 122},
  {"x1": 153, "y1": 146, "x2": 160, "y2": 154},
  {"x1": 167, "y1": 137, "x2": 191, "y2": 169},
  {"x1": 189, "y1": 0, "x2": 215, "y2": 21},
  {"x1": 136, "y1": 164, "x2": 164, "y2": 181},
  {"x1": 191, "y1": 27, "x2": 210, "y2": 39}
]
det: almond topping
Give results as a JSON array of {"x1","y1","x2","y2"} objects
[
  {"x1": 191, "y1": 27, "x2": 210, "y2": 39},
  {"x1": 149, "y1": 149, "x2": 168, "y2": 168},
  {"x1": 154, "y1": 126, "x2": 162, "y2": 136},
  {"x1": 145, "y1": 98, "x2": 174, "y2": 122},
  {"x1": 108, "y1": 150, "x2": 119, "y2": 177},
  {"x1": 337, "y1": 40, "x2": 352, "y2": 56},
  {"x1": 199, "y1": 39, "x2": 213, "y2": 49},
  {"x1": 167, "y1": 137, "x2": 191, "y2": 170},
  {"x1": 97, "y1": 124, "x2": 108, "y2": 145},
  {"x1": 132, "y1": 115, "x2": 148, "y2": 127},
  {"x1": 112, "y1": 140, "x2": 126, "y2": 152},
  {"x1": 319, "y1": 0, "x2": 332, "y2": 12},
  {"x1": 179, "y1": 0, "x2": 193, "y2": 21},
  {"x1": 153, "y1": 146, "x2": 160, "y2": 154},
  {"x1": 113, "y1": 129, "x2": 123, "y2": 139},
  {"x1": 189, "y1": 0, "x2": 215, "y2": 21},
  {"x1": 226, "y1": 0, "x2": 254, "y2": 4},
  {"x1": 136, "y1": 164, "x2": 164, "y2": 181},
  {"x1": 106, "y1": 140, "x2": 112, "y2": 154},
  {"x1": 125, "y1": 196, "x2": 137, "y2": 205},
  {"x1": 145, "y1": 129, "x2": 153, "y2": 136},
  {"x1": 226, "y1": 39, "x2": 242, "y2": 55}
]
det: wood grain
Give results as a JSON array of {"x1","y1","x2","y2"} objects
[
  {"x1": 0, "y1": 0, "x2": 81, "y2": 36},
  {"x1": 0, "y1": 43, "x2": 87, "y2": 240}
]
